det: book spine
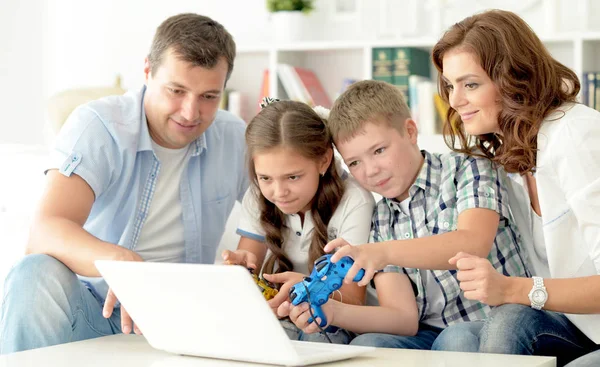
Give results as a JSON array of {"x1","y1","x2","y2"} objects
[{"x1": 372, "y1": 48, "x2": 393, "y2": 84}]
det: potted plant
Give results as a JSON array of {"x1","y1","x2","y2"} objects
[
  {"x1": 267, "y1": 0, "x2": 314, "y2": 13},
  {"x1": 267, "y1": 0, "x2": 315, "y2": 42}
]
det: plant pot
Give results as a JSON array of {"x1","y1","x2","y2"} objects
[{"x1": 271, "y1": 11, "x2": 308, "y2": 43}]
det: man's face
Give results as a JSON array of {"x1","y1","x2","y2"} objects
[
  {"x1": 336, "y1": 119, "x2": 423, "y2": 201},
  {"x1": 143, "y1": 49, "x2": 228, "y2": 149}
]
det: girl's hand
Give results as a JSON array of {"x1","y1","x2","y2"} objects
[
  {"x1": 221, "y1": 249, "x2": 258, "y2": 270},
  {"x1": 281, "y1": 300, "x2": 333, "y2": 334},
  {"x1": 263, "y1": 271, "x2": 305, "y2": 316},
  {"x1": 324, "y1": 239, "x2": 388, "y2": 286},
  {"x1": 449, "y1": 252, "x2": 511, "y2": 306}
]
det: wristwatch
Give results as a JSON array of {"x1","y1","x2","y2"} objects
[{"x1": 528, "y1": 276, "x2": 548, "y2": 310}]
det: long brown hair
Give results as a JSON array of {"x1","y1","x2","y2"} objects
[
  {"x1": 246, "y1": 101, "x2": 345, "y2": 275},
  {"x1": 432, "y1": 9, "x2": 579, "y2": 174}
]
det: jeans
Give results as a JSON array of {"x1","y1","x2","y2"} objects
[
  {"x1": 480, "y1": 304, "x2": 600, "y2": 367},
  {"x1": 431, "y1": 320, "x2": 484, "y2": 352},
  {"x1": 0, "y1": 254, "x2": 122, "y2": 354},
  {"x1": 350, "y1": 323, "x2": 443, "y2": 350},
  {"x1": 280, "y1": 319, "x2": 355, "y2": 344}
]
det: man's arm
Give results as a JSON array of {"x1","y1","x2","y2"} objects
[{"x1": 27, "y1": 170, "x2": 140, "y2": 277}]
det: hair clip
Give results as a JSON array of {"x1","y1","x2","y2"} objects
[
  {"x1": 259, "y1": 97, "x2": 280, "y2": 109},
  {"x1": 313, "y1": 105, "x2": 330, "y2": 120}
]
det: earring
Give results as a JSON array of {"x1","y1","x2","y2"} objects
[{"x1": 320, "y1": 172, "x2": 325, "y2": 177}]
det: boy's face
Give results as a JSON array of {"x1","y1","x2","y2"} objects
[{"x1": 336, "y1": 119, "x2": 423, "y2": 201}]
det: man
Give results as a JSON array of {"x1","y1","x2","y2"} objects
[{"x1": 0, "y1": 13, "x2": 248, "y2": 354}]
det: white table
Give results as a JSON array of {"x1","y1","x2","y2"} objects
[{"x1": 0, "y1": 334, "x2": 556, "y2": 366}]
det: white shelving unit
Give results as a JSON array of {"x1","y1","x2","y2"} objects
[{"x1": 227, "y1": 34, "x2": 600, "y2": 153}]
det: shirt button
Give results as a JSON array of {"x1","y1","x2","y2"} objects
[
  {"x1": 443, "y1": 222, "x2": 450, "y2": 229},
  {"x1": 404, "y1": 233, "x2": 410, "y2": 238},
  {"x1": 484, "y1": 192, "x2": 490, "y2": 197},
  {"x1": 296, "y1": 231, "x2": 301, "y2": 236}
]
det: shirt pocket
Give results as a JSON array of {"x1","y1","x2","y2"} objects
[{"x1": 201, "y1": 194, "x2": 233, "y2": 252}]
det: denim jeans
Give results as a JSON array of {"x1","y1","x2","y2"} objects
[
  {"x1": 479, "y1": 304, "x2": 600, "y2": 367},
  {"x1": 350, "y1": 323, "x2": 443, "y2": 349},
  {"x1": 280, "y1": 319, "x2": 355, "y2": 344},
  {"x1": 0, "y1": 254, "x2": 122, "y2": 354},
  {"x1": 431, "y1": 320, "x2": 484, "y2": 352}
]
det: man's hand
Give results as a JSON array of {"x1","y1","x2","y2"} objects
[
  {"x1": 324, "y1": 239, "x2": 388, "y2": 286},
  {"x1": 262, "y1": 271, "x2": 305, "y2": 317},
  {"x1": 102, "y1": 248, "x2": 144, "y2": 334},
  {"x1": 449, "y1": 252, "x2": 511, "y2": 306},
  {"x1": 103, "y1": 288, "x2": 142, "y2": 335},
  {"x1": 222, "y1": 249, "x2": 258, "y2": 270}
]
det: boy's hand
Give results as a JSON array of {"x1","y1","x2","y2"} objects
[
  {"x1": 449, "y1": 252, "x2": 511, "y2": 306},
  {"x1": 280, "y1": 301, "x2": 333, "y2": 334},
  {"x1": 263, "y1": 272, "x2": 305, "y2": 316},
  {"x1": 324, "y1": 239, "x2": 386, "y2": 286},
  {"x1": 222, "y1": 249, "x2": 258, "y2": 270}
]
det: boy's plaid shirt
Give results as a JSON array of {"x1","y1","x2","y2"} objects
[{"x1": 371, "y1": 151, "x2": 530, "y2": 326}]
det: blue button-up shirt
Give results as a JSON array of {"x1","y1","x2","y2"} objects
[{"x1": 49, "y1": 86, "x2": 249, "y2": 300}]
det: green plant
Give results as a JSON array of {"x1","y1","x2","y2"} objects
[{"x1": 266, "y1": 0, "x2": 314, "y2": 14}]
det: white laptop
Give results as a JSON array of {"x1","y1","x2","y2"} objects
[{"x1": 95, "y1": 260, "x2": 374, "y2": 366}]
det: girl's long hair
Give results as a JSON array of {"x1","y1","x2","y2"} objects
[{"x1": 246, "y1": 100, "x2": 344, "y2": 275}]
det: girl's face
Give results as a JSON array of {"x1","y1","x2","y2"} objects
[
  {"x1": 442, "y1": 49, "x2": 502, "y2": 136},
  {"x1": 253, "y1": 146, "x2": 331, "y2": 215}
]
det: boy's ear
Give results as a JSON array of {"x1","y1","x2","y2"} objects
[
  {"x1": 319, "y1": 148, "x2": 334, "y2": 174},
  {"x1": 404, "y1": 118, "x2": 419, "y2": 144}
]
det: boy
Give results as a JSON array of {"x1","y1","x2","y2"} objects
[{"x1": 323, "y1": 80, "x2": 529, "y2": 350}]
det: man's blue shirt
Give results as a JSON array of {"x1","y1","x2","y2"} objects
[{"x1": 49, "y1": 86, "x2": 249, "y2": 300}]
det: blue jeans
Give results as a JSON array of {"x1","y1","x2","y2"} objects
[
  {"x1": 431, "y1": 320, "x2": 484, "y2": 352},
  {"x1": 480, "y1": 304, "x2": 599, "y2": 367},
  {"x1": 0, "y1": 254, "x2": 122, "y2": 354},
  {"x1": 280, "y1": 319, "x2": 355, "y2": 344},
  {"x1": 350, "y1": 323, "x2": 443, "y2": 349}
]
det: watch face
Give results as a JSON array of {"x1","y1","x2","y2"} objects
[{"x1": 532, "y1": 289, "x2": 547, "y2": 303}]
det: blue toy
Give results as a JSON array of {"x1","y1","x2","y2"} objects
[{"x1": 288, "y1": 254, "x2": 365, "y2": 327}]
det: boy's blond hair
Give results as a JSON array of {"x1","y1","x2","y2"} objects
[{"x1": 328, "y1": 80, "x2": 412, "y2": 143}]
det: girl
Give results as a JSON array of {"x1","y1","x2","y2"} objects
[
  {"x1": 223, "y1": 99, "x2": 380, "y2": 344},
  {"x1": 431, "y1": 9, "x2": 600, "y2": 367}
]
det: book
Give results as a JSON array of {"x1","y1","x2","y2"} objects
[
  {"x1": 392, "y1": 47, "x2": 431, "y2": 106},
  {"x1": 292, "y1": 66, "x2": 332, "y2": 108},
  {"x1": 372, "y1": 48, "x2": 393, "y2": 84}
]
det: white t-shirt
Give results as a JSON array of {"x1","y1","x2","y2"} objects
[
  {"x1": 135, "y1": 141, "x2": 189, "y2": 263},
  {"x1": 505, "y1": 172, "x2": 550, "y2": 278},
  {"x1": 237, "y1": 176, "x2": 375, "y2": 275}
]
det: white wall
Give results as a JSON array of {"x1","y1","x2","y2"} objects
[
  {"x1": 0, "y1": 0, "x2": 46, "y2": 145},
  {"x1": 2, "y1": 0, "x2": 598, "y2": 146}
]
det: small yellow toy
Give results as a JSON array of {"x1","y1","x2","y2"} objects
[{"x1": 252, "y1": 273, "x2": 279, "y2": 301}]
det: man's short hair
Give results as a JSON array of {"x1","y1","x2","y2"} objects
[
  {"x1": 148, "y1": 13, "x2": 236, "y2": 81},
  {"x1": 328, "y1": 80, "x2": 412, "y2": 143}
]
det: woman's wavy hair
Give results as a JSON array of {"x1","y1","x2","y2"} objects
[
  {"x1": 432, "y1": 9, "x2": 579, "y2": 174},
  {"x1": 246, "y1": 100, "x2": 344, "y2": 276}
]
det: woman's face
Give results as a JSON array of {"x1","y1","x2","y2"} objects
[{"x1": 442, "y1": 49, "x2": 502, "y2": 135}]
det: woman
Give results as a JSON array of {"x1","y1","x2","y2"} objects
[{"x1": 430, "y1": 9, "x2": 600, "y2": 367}]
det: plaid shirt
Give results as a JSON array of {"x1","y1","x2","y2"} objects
[{"x1": 371, "y1": 151, "x2": 529, "y2": 326}]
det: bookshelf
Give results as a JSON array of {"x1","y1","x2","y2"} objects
[{"x1": 228, "y1": 34, "x2": 600, "y2": 153}]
